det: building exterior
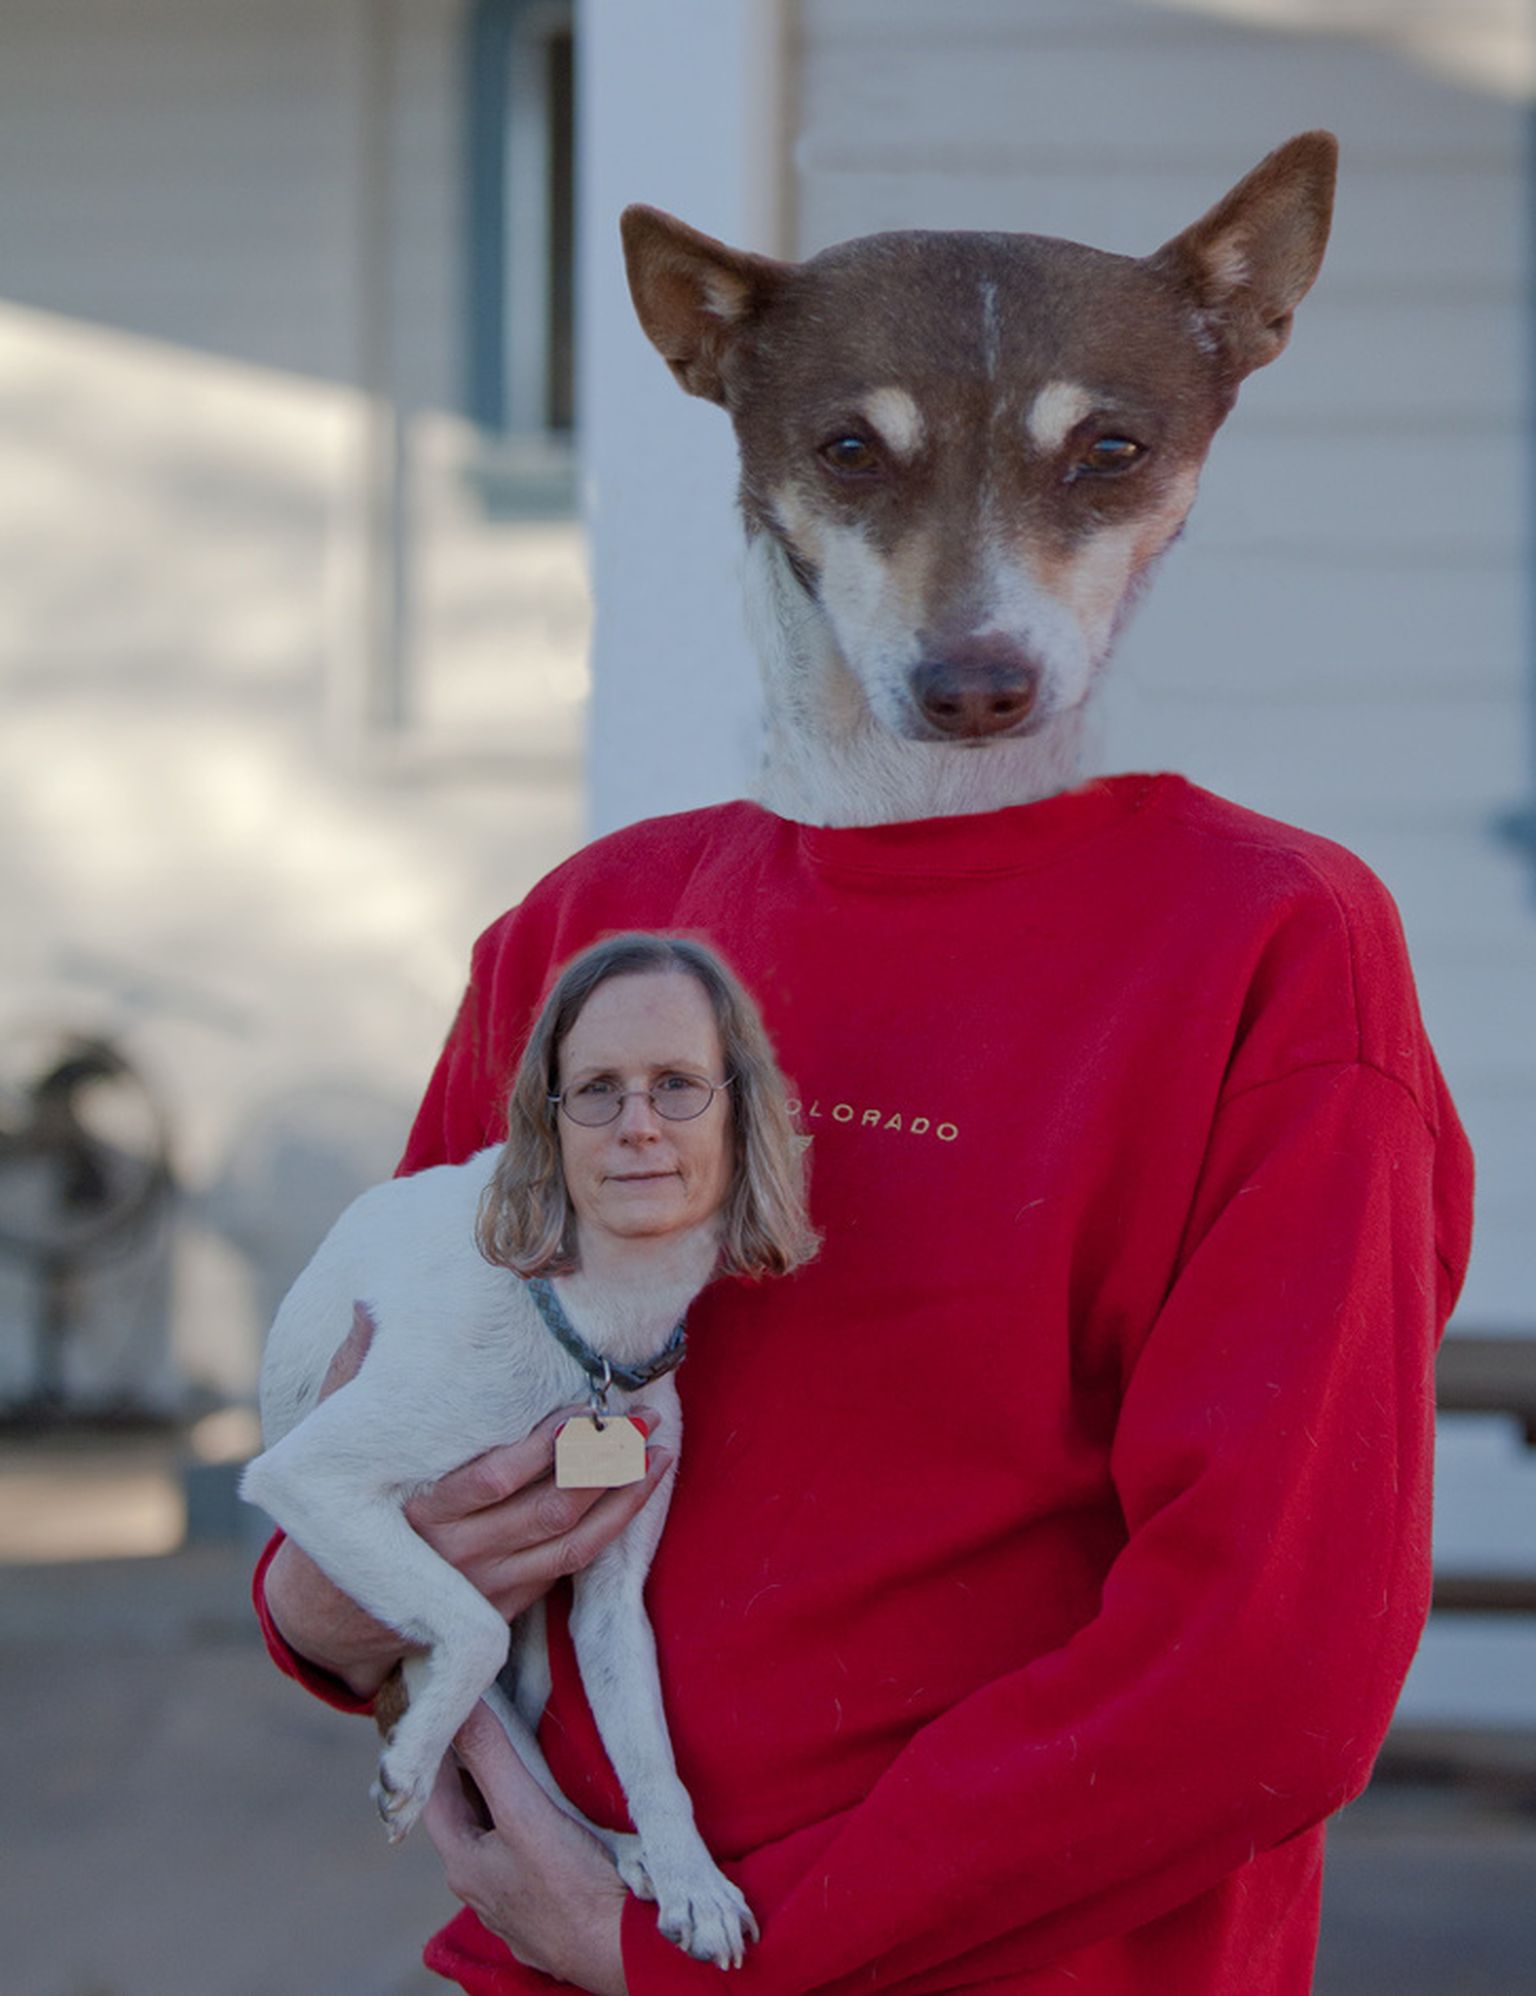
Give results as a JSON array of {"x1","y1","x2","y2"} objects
[{"x1": 0, "y1": 0, "x2": 1530, "y2": 1726}]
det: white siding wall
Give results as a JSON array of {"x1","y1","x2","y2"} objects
[
  {"x1": 0, "y1": 0, "x2": 358, "y2": 381},
  {"x1": 0, "y1": 0, "x2": 466, "y2": 402},
  {"x1": 794, "y1": 0, "x2": 1535, "y2": 1725},
  {"x1": 0, "y1": 0, "x2": 588, "y2": 1410}
]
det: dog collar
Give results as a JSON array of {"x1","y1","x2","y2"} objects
[{"x1": 526, "y1": 1276, "x2": 688, "y2": 1411}]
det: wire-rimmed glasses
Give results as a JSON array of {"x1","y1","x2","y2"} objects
[{"x1": 549, "y1": 1073, "x2": 733, "y2": 1128}]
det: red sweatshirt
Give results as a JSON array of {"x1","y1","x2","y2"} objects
[{"x1": 257, "y1": 773, "x2": 1472, "y2": 1995}]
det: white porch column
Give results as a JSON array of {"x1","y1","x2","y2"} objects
[{"x1": 577, "y1": 0, "x2": 790, "y2": 836}]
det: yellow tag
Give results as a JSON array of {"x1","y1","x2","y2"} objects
[{"x1": 555, "y1": 1415, "x2": 647, "y2": 1490}]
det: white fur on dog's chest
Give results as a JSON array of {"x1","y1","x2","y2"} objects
[{"x1": 257, "y1": 1148, "x2": 661, "y2": 1474}]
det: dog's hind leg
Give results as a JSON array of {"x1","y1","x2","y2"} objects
[
  {"x1": 568, "y1": 1459, "x2": 756, "y2": 1967},
  {"x1": 477, "y1": 1679, "x2": 655, "y2": 1894},
  {"x1": 242, "y1": 1400, "x2": 511, "y2": 1841},
  {"x1": 481, "y1": 1607, "x2": 655, "y2": 1896},
  {"x1": 500, "y1": 1596, "x2": 550, "y2": 1733}
]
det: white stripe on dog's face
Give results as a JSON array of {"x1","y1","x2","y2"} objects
[
  {"x1": 814, "y1": 521, "x2": 930, "y2": 732},
  {"x1": 770, "y1": 451, "x2": 1200, "y2": 739},
  {"x1": 984, "y1": 464, "x2": 1202, "y2": 708},
  {"x1": 1025, "y1": 380, "x2": 1094, "y2": 456},
  {"x1": 770, "y1": 482, "x2": 931, "y2": 733},
  {"x1": 859, "y1": 387, "x2": 925, "y2": 458},
  {"x1": 974, "y1": 543, "x2": 1093, "y2": 710}
]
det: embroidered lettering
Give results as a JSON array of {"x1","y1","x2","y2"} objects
[{"x1": 782, "y1": 1097, "x2": 955, "y2": 1141}]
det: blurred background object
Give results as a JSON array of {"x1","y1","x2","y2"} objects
[
  {"x1": 0, "y1": 1027, "x2": 174, "y2": 1418},
  {"x1": 0, "y1": 2, "x2": 1532, "y2": 1991}
]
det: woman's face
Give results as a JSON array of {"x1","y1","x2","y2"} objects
[{"x1": 555, "y1": 970, "x2": 734, "y2": 1251}]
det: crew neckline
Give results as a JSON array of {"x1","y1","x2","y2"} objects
[{"x1": 793, "y1": 772, "x2": 1170, "y2": 878}]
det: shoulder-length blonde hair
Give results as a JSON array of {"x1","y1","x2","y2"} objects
[{"x1": 476, "y1": 933, "x2": 818, "y2": 1281}]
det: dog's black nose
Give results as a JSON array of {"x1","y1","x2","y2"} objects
[{"x1": 912, "y1": 660, "x2": 1040, "y2": 739}]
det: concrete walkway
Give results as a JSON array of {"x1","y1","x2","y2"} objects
[
  {"x1": 3, "y1": 1449, "x2": 1533, "y2": 1995},
  {"x1": 3, "y1": 1546, "x2": 445, "y2": 1996}
]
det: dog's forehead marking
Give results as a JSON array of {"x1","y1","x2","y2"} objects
[
  {"x1": 980, "y1": 279, "x2": 1002, "y2": 381},
  {"x1": 860, "y1": 387, "x2": 925, "y2": 458},
  {"x1": 1025, "y1": 381, "x2": 1095, "y2": 455}
]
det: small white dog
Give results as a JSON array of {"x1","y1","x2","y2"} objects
[{"x1": 242, "y1": 934, "x2": 816, "y2": 1969}]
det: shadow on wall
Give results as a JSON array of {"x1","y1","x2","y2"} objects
[{"x1": 0, "y1": 1077, "x2": 415, "y2": 1418}]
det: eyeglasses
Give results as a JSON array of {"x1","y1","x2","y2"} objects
[{"x1": 549, "y1": 1073, "x2": 733, "y2": 1128}]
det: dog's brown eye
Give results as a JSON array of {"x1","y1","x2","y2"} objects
[
  {"x1": 820, "y1": 435, "x2": 881, "y2": 477},
  {"x1": 1076, "y1": 436, "x2": 1145, "y2": 475}
]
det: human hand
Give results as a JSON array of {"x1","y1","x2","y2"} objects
[
  {"x1": 404, "y1": 1409, "x2": 672, "y2": 1625},
  {"x1": 425, "y1": 1700, "x2": 629, "y2": 1995},
  {"x1": 263, "y1": 1303, "x2": 672, "y2": 1694}
]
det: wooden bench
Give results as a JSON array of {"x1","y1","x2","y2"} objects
[
  {"x1": 1431, "y1": 1332, "x2": 1536, "y2": 1617},
  {"x1": 1436, "y1": 1332, "x2": 1536, "y2": 1444},
  {"x1": 1376, "y1": 1332, "x2": 1536, "y2": 1797}
]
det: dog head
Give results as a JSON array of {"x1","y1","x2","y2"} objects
[{"x1": 623, "y1": 133, "x2": 1335, "y2": 753}]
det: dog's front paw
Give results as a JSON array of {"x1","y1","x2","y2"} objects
[
  {"x1": 371, "y1": 1752, "x2": 434, "y2": 1843},
  {"x1": 654, "y1": 1868, "x2": 758, "y2": 1970}
]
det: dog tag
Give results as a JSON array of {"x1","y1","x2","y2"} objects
[{"x1": 555, "y1": 1414, "x2": 646, "y2": 1489}]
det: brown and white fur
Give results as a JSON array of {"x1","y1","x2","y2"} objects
[
  {"x1": 622, "y1": 131, "x2": 1337, "y2": 829},
  {"x1": 241, "y1": 1150, "x2": 754, "y2": 1968}
]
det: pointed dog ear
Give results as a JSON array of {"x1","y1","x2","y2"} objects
[
  {"x1": 621, "y1": 205, "x2": 792, "y2": 405},
  {"x1": 1148, "y1": 131, "x2": 1338, "y2": 379}
]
